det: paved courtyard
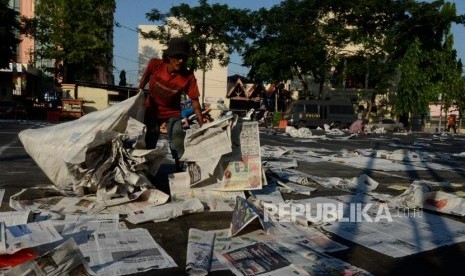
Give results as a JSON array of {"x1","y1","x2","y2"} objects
[{"x1": 1, "y1": 120, "x2": 465, "y2": 275}]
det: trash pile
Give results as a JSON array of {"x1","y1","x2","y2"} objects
[{"x1": 2, "y1": 94, "x2": 465, "y2": 275}]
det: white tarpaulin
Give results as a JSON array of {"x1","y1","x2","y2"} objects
[{"x1": 18, "y1": 93, "x2": 146, "y2": 190}]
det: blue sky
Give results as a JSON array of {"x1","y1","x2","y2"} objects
[{"x1": 113, "y1": 0, "x2": 465, "y2": 86}]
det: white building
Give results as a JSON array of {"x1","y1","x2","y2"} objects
[{"x1": 138, "y1": 25, "x2": 229, "y2": 114}]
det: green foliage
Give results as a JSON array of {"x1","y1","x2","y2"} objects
[
  {"x1": 272, "y1": 111, "x2": 282, "y2": 126},
  {"x1": 0, "y1": 0, "x2": 21, "y2": 68},
  {"x1": 395, "y1": 2, "x2": 463, "y2": 118},
  {"x1": 142, "y1": 0, "x2": 464, "y2": 115},
  {"x1": 396, "y1": 38, "x2": 433, "y2": 115},
  {"x1": 142, "y1": 0, "x2": 250, "y2": 72},
  {"x1": 243, "y1": 0, "x2": 338, "y2": 96}
]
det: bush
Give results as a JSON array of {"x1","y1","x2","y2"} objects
[{"x1": 272, "y1": 111, "x2": 282, "y2": 126}]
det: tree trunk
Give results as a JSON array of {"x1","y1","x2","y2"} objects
[
  {"x1": 318, "y1": 81, "x2": 324, "y2": 99},
  {"x1": 296, "y1": 72, "x2": 309, "y2": 98}
]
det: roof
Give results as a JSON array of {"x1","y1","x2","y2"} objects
[{"x1": 226, "y1": 79, "x2": 265, "y2": 100}]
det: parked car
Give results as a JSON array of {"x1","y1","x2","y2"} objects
[
  {"x1": 0, "y1": 101, "x2": 28, "y2": 119},
  {"x1": 369, "y1": 118, "x2": 404, "y2": 132},
  {"x1": 282, "y1": 98, "x2": 357, "y2": 129}
]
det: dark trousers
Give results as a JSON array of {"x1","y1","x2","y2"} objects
[
  {"x1": 447, "y1": 124, "x2": 457, "y2": 134},
  {"x1": 144, "y1": 112, "x2": 185, "y2": 162}
]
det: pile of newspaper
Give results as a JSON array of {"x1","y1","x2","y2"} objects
[
  {"x1": 181, "y1": 115, "x2": 264, "y2": 191},
  {"x1": 183, "y1": 196, "x2": 372, "y2": 276},
  {"x1": 0, "y1": 189, "x2": 178, "y2": 275}
]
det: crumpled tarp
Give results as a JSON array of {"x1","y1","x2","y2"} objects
[{"x1": 19, "y1": 93, "x2": 166, "y2": 200}]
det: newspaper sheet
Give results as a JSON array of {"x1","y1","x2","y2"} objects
[
  {"x1": 260, "y1": 145, "x2": 289, "y2": 158},
  {"x1": 218, "y1": 242, "x2": 309, "y2": 276},
  {"x1": 125, "y1": 198, "x2": 204, "y2": 224},
  {"x1": 210, "y1": 229, "x2": 276, "y2": 272},
  {"x1": 0, "y1": 211, "x2": 32, "y2": 226},
  {"x1": 97, "y1": 189, "x2": 169, "y2": 215},
  {"x1": 249, "y1": 181, "x2": 285, "y2": 203},
  {"x1": 390, "y1": 182, "x2": 465, "y2": 216},
  {"x1": 79, "y1": 228, "x2": 177, "y2": 275},
  {"x1": 2, "y1": 221, "x2": 62, "y2": 254},
  {"x1": 264, "y1": 239, "x2": 371, "y2": 275},
  {"x1": 283, "y1": 169, "x2": 379, "y2": 193},
  {"x1": 229, "y1": 197, "x2": 260, "y2": 237},
  {"x1": 60, "y1": 214, "x2": 120, "y2": 245},
  {"x1": 0, "y1": 189, "x2": 4, "y2": 208},
  {"x1": 275, "y1": 180, "x2": 317, "y2": 195},
  {"x1": 65, "y1": 213, "x2": 119, "y2": 223},
  {"x1": 422, "y1": 191, "x2": 465, "y2": 216},
  {"x1": 262, "y1": 158, "x2": 298, "y2": 170},
  {"x1": 186, "y1": 228, "x2": 216, "y2": 275},
  {"x1": 182, "y1": 115, "x2": 234, "y2": 186},
  {"x1": 261, "y1": 221, "x2": 348, "y2": 253},
  {"x1": 102, "y1": 188, "x2": 168, "y2": 207},
  {"x1": 323, "y1": 197, "x2": 465, "y2": 258},
  {"x1": 49, "y1": 197, "x2": 96, "y2": 214},
  {"x1": 212, "y1": 228, "x2": 368, "y2": 276},
  {"x1": 335, "y1": 174, "x2": 379, "y2": 193},
  {"x1": 2, "y1": 238, "x2": 94, "y2": 276},
  {"x1": 169, "y1": 172, "x2": 244, "y2": 211},
  {"x1": 9, "y1": 187, "x2": 66, "y2": 213},
  {"x1": 205, "y1": 122, "x2": 262, "y2": 191},
  {"x1": 269, "y1": 169, "x2": 311, "y2": 185}
]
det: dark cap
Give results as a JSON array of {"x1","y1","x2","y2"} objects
[{"x1": 163, "y1": 37, "x2": 191, "y2": 57}]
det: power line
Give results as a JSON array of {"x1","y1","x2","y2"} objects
[
  {"x1": 114, "y1": 54, "x2": 140, "y2": 64},
  {"x1": 114, "y1": 21, "x2": 139, "y2": 33}
]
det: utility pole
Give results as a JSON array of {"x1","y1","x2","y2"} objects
[{"x1": 438, "y1": 92, "x2": 443, "y2": 132}]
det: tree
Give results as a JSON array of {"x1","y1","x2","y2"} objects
[
  {"x1": 0, "y1": 0, "x2": 21, "y2": 68},
  {"x1": 243, "y1": 0, "x2": 345, "y2": 97},
  {"x1": 142, "y1": 0, "x2": 251, "y2": 102},
  {"x1": 395, "y1": 1, "x2": 463, "y2": 126},
  {"x1": 395, "y1": 38, "x2": 433, "y2": 117},
  {"x1": 23, "y1": 0, "x2": 115, "y2": 83},
  {"x1": 329, "y1": 0, "x2": 408, "y2": 119}
]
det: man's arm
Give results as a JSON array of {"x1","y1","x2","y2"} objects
[
  {"x1": 191, "y1": 98, "x2": 203, "y2": 127},
  {"x1": 138, "y1": 61, "x2": 152, "y2": 92}
]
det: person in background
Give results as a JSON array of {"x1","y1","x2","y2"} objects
[
  {"x1": 256, "y1": 98, "x2": 267, "y2": 121},
  {"x1": 348, "y1": 119, "x2": 367, "y2": 134},
  {"x1": 138, "y1": 37, "x2": 203, "y2": 172},
  {"x1": 180, "y1": 98, "x2": 194, "y2": 128},
  {"x1": 447, "y1": 114, "x2": 457, "y2": 134}
]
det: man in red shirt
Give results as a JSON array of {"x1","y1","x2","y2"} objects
[
  {"x1": 138, "y1": 37, "x2": 203, "y2": 171},
  {"x1": 447, "y1": 114, "x2": 457, "y2": 134}
]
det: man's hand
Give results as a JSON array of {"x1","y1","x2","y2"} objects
[
  {"x1": 191, "y1": 98, "x2": 203, "y2": 127},
  {"x1": 138, "y1": 89, "x2": 149, "y2": 99}
]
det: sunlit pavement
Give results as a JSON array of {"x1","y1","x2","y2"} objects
[{"x1": 1, "y1": 121, "x2": 465, "y2": 275}]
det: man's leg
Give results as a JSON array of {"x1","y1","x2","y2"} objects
[
  {"x1": 166, "y1": 117, "x2": 185, "y2": 171},
  {"x1": 144, "y1": 108, "x2": 160, "y2": 149}
]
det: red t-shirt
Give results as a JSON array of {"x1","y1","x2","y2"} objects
[{"x1": 139, "y1": 59, "x2": 200, "y2": 120}]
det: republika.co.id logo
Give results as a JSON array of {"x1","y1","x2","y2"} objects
[{"x1": 263, "y1": 202, "x2": 394, "y2": 223}]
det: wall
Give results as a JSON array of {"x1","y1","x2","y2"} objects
[
  {"x1": 77, "y1": 86, "x2": 109, "y2": 114},
  {"x1": 18, "y1": 0, "x2": 35, "y2": 65}
]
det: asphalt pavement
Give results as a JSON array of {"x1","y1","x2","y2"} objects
[{"x1": 1, "y1": 120, "x2": 465, "y2": 275}]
